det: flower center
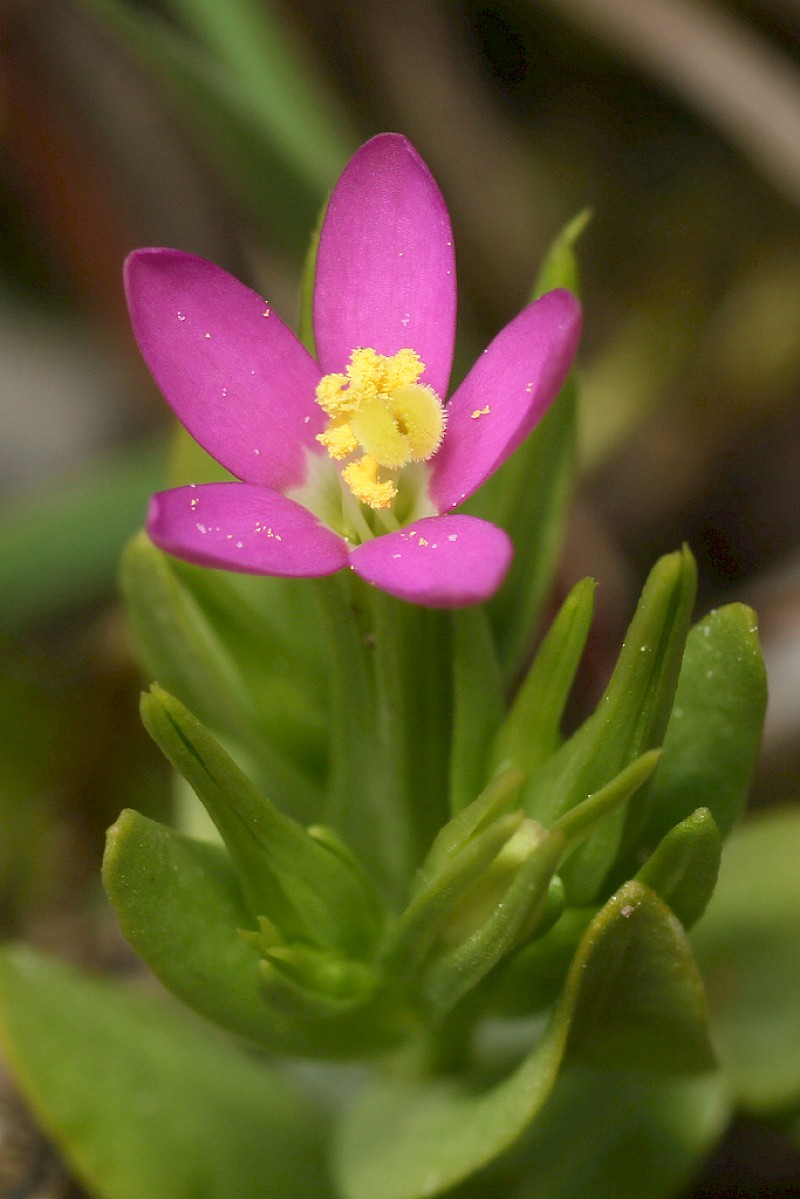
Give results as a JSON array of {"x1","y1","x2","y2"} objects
[{"x1": 315, "y1": 347, "x2": 446, "y2": 509}]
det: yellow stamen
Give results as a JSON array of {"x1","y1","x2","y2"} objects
[
  {"x1": 314, "y1": 347, "x2": 446, "y2": 509},
  {"x1": 316, "y1": 373, "x2": 353, "y2": 416},
  {"x1": 316, "y1": 421, "x2": 358, "y2": 460},
  {"x1": 342, "y1": 455, "x2": 397, "y2": 509}
]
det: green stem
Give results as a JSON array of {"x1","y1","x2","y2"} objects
[{"x1": 315, "y1": 574, "x2": 410, "y2": 906}]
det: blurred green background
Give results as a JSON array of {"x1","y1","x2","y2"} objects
[{"x1": 0, "y1": 0, "x2": 799, "y2": 1192}]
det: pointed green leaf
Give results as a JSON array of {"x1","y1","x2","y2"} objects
[
  {"x1": 104, "y1": 809, "x2": 405, "y2": 1057},
  {"x1": 533, "y1": 208, "x2": 592, "y2": 299},
  {"x1": 141, "y1": 686, "x2": 383, "y2": 956},
  {"x1": 259, "y1": 945, "x2": 378, "y2": 1018},
  {"x1": 335, "y1": 881, "x2": 713, "y2": 1199},
  {"x1": 474, "y1": 212, "x2": 589, "y2": 678},
  {"x1": 564, "y1": 881, "x2": 715, "y2": 1073},
  {"x1": 552, "y1": 750, "x2": 661, "y2": 851},
  {"x1": 0, "y1": 946, "x2": 333, "y2": 1199},
  {"x1": 526, "y1": 548, "x2": 697, "y2": 903},
  {"x1": 417, "y1": 768, "x2": 524, "y2": 885},
  {"x1": 692, "y1": 808, "x2": 800, "y2": 1112},
  {"x1": 641, "y1": 604, "x2": 766, "y2": 847},
  {"x1": 104, "y1": 808, "x2": 288, "y2": 1048},
  {"x1": 299, "y1": 198, "x2": 326, "y2": 353},
  {"x1": 487, "y1": 380, "x2": 579, "y2": 679},
  {"x1": 509, "y1": 1064, "x2": 729, "y2": 1199},
  {"x1": 384, "y1": 809, "x2": 527, "y2": 980},
  {"x1": 635, "y1": 807, "x2": 721, "y2": 929},
  {"x1": 122, "y1": 533, "x2": 321, "y2": 822},
  {"x1": 400, "y1": 754, "x2": 658, "y2": 1019},
  {"x1": 449, "y1": 606, "x2": 505, "y2": 812},
  {"x1": 420, "y1": 828, "x2": 566, "y2": 1019},
  {"x1": 490, "y1": 577, "x2": 595, "y2": 778}
]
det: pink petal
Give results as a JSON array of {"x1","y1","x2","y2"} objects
[
  {"x1": 429, "y1": 290, "x2": 582, "y2": 512},
  {"x1": 125, "y1": 249, "x2": 325, "y2": 491},
  {"x1": 313, "y1": 134, "x2": 456, "y2": 398},
  {"x1": 147, "y1": 483, "x2": 349, "y2": 577},
  {"x1": 350, "y1": 514, "x2": 512, "y2": 608}
]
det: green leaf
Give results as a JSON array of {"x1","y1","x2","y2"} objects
[
  {"x1": 104, "y1": 808, "x2": 287, "y2": 1047},
  {"x1": 640, "y1": 604, "x2": 767, "y2": 848},
  {"x1": 490, "y1": 577, "x2": 595, "y2": 779},
  {"x1": 299, "y1": 198, "x2": 326, "y2": 354},
  {"x1": 692, "y1": 808, "x2": 800, "y2": 1112},
  {"x1": 419, "y1": 828, "x2": 566, "y2": 1019},
  {"x1": 475, "y1": 211, "x2": 589, "y2": 678},
  {"x1": 449, "y1": 606, "x2": 505, "y2": 812},
  {"x1": 0, "y1": 945, "x2": 333, "y2": 1199},
  {"x1": 384, "y1": 798, "x2": 526, "y2": 981},
  {"x1": 335, "y1": 881, "x2": 714, "y2": 1199},
  {"x1": 0, "y1": 439, "x2": 165, "y2": 631},
  {"x1": 533, "y1": 208, "x2": 592, "y2": 298},
  {"x1": 635, "y1": 807, "x2": 721, "y2": 929},
  {"x1": 507, "y1": 1065, "x2": 729, "y2": 1199},
  {"x1": 526, "y1": 547, "x2": 697, "y2": 903},
  {"x1": 122, "y1": 534, "x2": 322, "y2": 822},
  {"x1": 141, "y1": 686, "x2": 383, "y2": 956},
  {"x1": 564, "y1": 881, "x2": 714, "y2": 1073},
  {"x1": 104, "y1": 809, "x2": 405, "y2": 1057}
]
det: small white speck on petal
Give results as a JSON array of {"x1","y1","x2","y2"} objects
[
  {"x1": 236, "y1": 541, "x2": 244, "y2": 548},
  {"x1": 392, "y1": 553, "x2": 401, "y2": 559},
  {"x1": 204, "y1": 332, "x2": 212, "y2": 339},
  {"x1": 447, "y1": 534, "x2": 458, "y2": 542},
  {"x1": 177, "y1": 311, "x2": 186, "y2": 321},
  {"x1": 196, "y1": 523, "x2": 207, "y2": 533}
]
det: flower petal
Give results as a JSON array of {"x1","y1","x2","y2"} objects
[
  {"x1": 314, "y1": 134, "x2": 456, "y2": 398},
  {"x1": 429, "y1": 289, "x2": 582, "y2": 512},
  {"x1": 125, "y1": 249, "x2": 324, "y2": 491},
  {"x1": 147, "y1": 483, "x2": 349, "y2": 577},
  {"x1": 350, "y1": 515, "x2": 512, "y2": 608}
]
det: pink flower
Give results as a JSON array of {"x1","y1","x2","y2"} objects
[{"x1": 125, "y1": 134, "x2": 580, "y2": 607}]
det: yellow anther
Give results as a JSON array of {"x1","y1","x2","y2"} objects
[
  {"x1": 315, "y1": 373, "x2": 353, "y2": 416},
  {"x1": 315, "y1": 346, "x2": 445, "y2": 509},
  {"x1": 342, "y1": 456, "x2": 397, "y2": 509},
  {"x1": 316, "y1": 421, "x2": 358, "y2": 460},
  {"x1": 380, "y1": 347, "x2": 424, "y2": 392},
  {"x1": 346, "y1": 348, "x2": 383, "y2": 394}
]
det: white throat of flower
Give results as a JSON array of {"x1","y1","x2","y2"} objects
[{"x1": 290, "y1": 347, "x2": 445, "y2": 545}]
